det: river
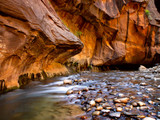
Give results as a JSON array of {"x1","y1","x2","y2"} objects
[{"x1": 0, "y1": 71, "x2": 159, "y2": 120}]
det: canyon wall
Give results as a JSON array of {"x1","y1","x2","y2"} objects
[
  {"x1": 0, "y1": 0, "x2": 83, "y2": 91},
  {"x1": 0, "y1": 0, "x2": 160, "y2": 91},
  {"x1": 51, "y1": 0, "x2": 160, "y2": 68}
]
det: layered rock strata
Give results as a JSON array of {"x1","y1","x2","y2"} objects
[
  {"x1": 0, "y1": 0, "x2": 83, "y2": 90},
  {"x1": 51, "y1": 0, "x2": 160, "y2": 67}
]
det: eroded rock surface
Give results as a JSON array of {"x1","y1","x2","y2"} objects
[
  {"x1": 0, "y1": 0, "x2": 83, "y2": 90},
  {"x1": 51, "y1": 0, "x2": 160, "y2": 67}
]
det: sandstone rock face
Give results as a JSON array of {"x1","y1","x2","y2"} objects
[
  {"x1": 0, "y1": 0, "x2": 83, "y2": 90},
  {"x1": 51, "y1": 0, "x2": 160, "y2": 67}
]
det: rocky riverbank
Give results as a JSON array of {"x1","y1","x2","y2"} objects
[{"x1": 62, "y1": 71, "x2": 160, "y2": 120}]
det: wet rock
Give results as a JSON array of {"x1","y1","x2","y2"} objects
[
  {"x1": 87, "y1": 108, "x2": 91, "y2": 112},
  {"x1": 89, "y1": 87, "x2": 96, "y2": 90},
  {"x1": 74, "y1": 79, "x2": 78, "y2": 82},
  {"x1": 80, "y1": 115, "x2": 87, "y2": 119},
  {"x1": 138, "y1": 106, "x2": 148, "y2": 111},
  {"x1": 95, "y1": 98, "x2": 103, "y2": 103},
  {"x1": 147, "y1": 88, "x2": 154, "y2": 91},
  {"x1": 92, "y1": 111, "x2": 100, "y2": 116},
  {"x1": 137, "y1": 92, "x2": 142, "y2": 95},
  {"x1": 109, "y1": 112, "x2": 121, "y2": 118},
  {"x1": 154, "y1": 77, "x2": 160, "y2": 81},
  {"x1": 157, "y1": 112, "x2": 160, "y2": 118},
  {"x1": 140, "y1": 83, "x2": 148, "y2": 86},
  {"x1": 110, "y1": 91, "x2": 117, "y2": 95},
  {"x1": 137, "y1": 101, "x2": 146, "y2": 106},
  {"x1": 82, "y1": 107, "x2": 87, "y2": 111},
  {"x1": 82, "y1": 88, "x2": 89, "y2": 92},
  {"x1": 63, "y1": 80, "x2": 72, "y2": 85},
  {"x1": 101, "y1": 109, "x2": 110, "y2": 113},
  {"x1": 89, "y1": 100, "x2": 96, "y2": 106},
  {"x1": 148, "y1": 100, "x2": 154, "y2": 105},
  {"x1": 142, "y1": 117, "x2": 156, "y2": 120},
  {"x1": 78, "y1": 79, "x2": 83, "y2": 82},
  {"x1": 132, "y1": 102, "x2": 138, "y2": 107},
  {"x1": 66, "y1": 90, "x2": 73, "y2": 95},
  {"x1": 115, "y1": 103, "x2": 122, "y2": 107},
  {"x1": 114, "y1": 98, "x2": 130, "y2": 103},
  {"x1": 137, "y1": 115, "x2": 146, "y2": 119},
  {"x1": 130, "y1": 96, "x2": 136, "y2": 99},
  {"x1": 139, "y1": 65, "x2": 147, "y2": 72},
  {"x1": 158, "y1": 85, "x2": 160, "y2": 89},
  {"x1": 118, "y1": 93, "x2": 125, "y2": 97},
  {"x1": 157, "y1": 98, "x2": 160, "y2": 101},
  {"x1": 96, "y1": 106, "x2": 103, "y2": 111},
  {"x1": 123, "y1": 111, "x2": 136, "y2": 116},
  {"x1": 106, "y1": 107, "x2": 113, "y2": 110},
  {"x1": 102, "y1": 103, "x2": 110, "y2": 108},
  {"x1": 116, "y1": 107, "x2": 123, "y2": 112}
]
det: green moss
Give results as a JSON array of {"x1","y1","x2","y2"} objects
[
  {"x1": 75, "y1": 31, "x2": 82, "y2": 37},
  {"x1": 145, "y1": 9, "x2": 152, "y2": 20},
  {"x1": 145, "y1": 9, "x2": 150, "y2": 16},
  {"x1": 88, "y1": 65, "x2": 92, "y2": 69}
]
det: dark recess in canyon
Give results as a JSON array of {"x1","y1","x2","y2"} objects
[{"x1": 155, "y1": 0, "x2": 160, "y2": 13}]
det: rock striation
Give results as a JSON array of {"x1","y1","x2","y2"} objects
[
  {"x1": 51, "y1": 0, "x2": 160, "y2": 67},
  {"x1": 0, "y1": 0, "x2": 83, "y2": 90}
]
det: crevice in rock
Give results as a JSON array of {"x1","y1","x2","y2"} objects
[
  {"x1": 155, "y1": 0, "x2": 160, "y2": 13},
  {"x1": 0, "y1": 11, "x2": 27, "y2": 22}
]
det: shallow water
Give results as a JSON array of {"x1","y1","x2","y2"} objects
[{"x1": 0, "y1": 71, "x2": 159, "y2": 120}]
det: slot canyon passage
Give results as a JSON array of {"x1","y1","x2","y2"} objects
[{"x1": 0, "y1": 0, "x2": 160, "y2": 120}]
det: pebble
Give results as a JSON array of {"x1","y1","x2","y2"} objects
[
  {"x1": 102, "y1": 103, "x2": 110, "y2": 108},
  {"x1": 95, "y1": 98, "x2": 103, "y2": 103},
  {"x1": 116, "y1": 107, "x2": 123, "y2": 112},
  {"x1": 130, "y1": 96, "x2": 136, "y2": 99},
  {"x1": 80, "y1": 115, "x2": 87, "y2": 119},
  {"x1": 109, "y1": 112, "x2": 121, "y2": 118},
  {"x1": 158, "y1": 85, "x2": 160, "y2": 89},
  {"x1": 137, "y1": 101, "x2": 146, "y2": 106},
  {"x1": 106, "y1": 107, "x2": 112, "y2": 110},
  {"x1": 114, "y1": 98, "x2": 130, "y2": 103},
  {"x1": 87, "y1": 108, "x2": 91, "y2": 112},
  {"x1": 74, "y1": 79, "x2": 78, "y2": 82},
  {"x1": 118, "y1": 93, "x2": 125, "y2": 97},
  {"x1": 89, "y1": 100, "x2": 96, "y2": 106},
  {"x1": 92, "y1": 111, "x2": 100, "y2": 116},
  {"x1": 66, "y1": 90, "x2": 73, "y2": 95},
  {"x1": 139, "y1": 106, "x2": 148, "y2": 110},
  {"x1": 137, "y1": 115, "x2": 146, "y2": 118},
  {"x1": 140, "y1": 83, "x2": 147, "y2": 86},
  {"x1": 157, "y1": 112, "x2": 160, "y2": 118},
  {"x1": 132, "y1": 102, "x2": 138, "y2": 107},
  {"x1": 148, "y1": 100, "x2": 154, "y2": 104},
  {"x1": 142, "y1": 117, "x2": 156, "y2": 120},
  {"x1": 96, "y1": 106, "x2": 103, "y2": 111},
  {"x1": 101, "y1": 109, "x2": 110, "y2": 113},
  {"x1": 137, "y1": 92, "x2": 142, "y2": 95},
  {"x1": 63, "y1": 80, "x2": 72, "y2": 85},
  {"x1": 82, "y1": 87, "x2": 88, "y2": 92},
  {"x1": 123, "y1": 111, "x2": 136, "y2": 116},
  {"x1": 139, "y1": 65, "x2": 147, "y2": 72}
]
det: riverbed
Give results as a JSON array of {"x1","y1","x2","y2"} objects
[{"x1": 0, "y1": 71, "x2": 159, "y2": 120}]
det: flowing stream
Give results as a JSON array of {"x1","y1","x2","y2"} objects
[{"x1": 0, "y1": 71, "x2": 159, "y2": 120}]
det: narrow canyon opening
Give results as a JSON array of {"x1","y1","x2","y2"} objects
[{"x1": 155, "y1": 0, "x2": 160, "y2": 13}]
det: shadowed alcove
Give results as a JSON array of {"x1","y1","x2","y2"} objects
[{"x1": 155, "y1": 0, "x2": 160, "y2": 13}]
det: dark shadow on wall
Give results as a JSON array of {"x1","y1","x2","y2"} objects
[{"x1": 155, "y1": 0, "x2": 160, "y2": 13}]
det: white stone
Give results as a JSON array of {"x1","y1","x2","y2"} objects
[
  {"x1": 142, "y1": 117, "x2": 156, "y2": 120},
  {"x1": 63, "y1": 80, "x2": 72, "y2": 85}
]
